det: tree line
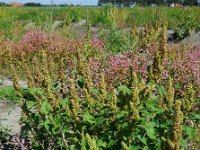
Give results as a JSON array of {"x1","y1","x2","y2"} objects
[
  {"x1": 0, "y1": 2, "x2": 7, "y2": 6},
  {"x1": 0, "y1": 2, "x2": 42, "y2": 7},
  {"x1": 98, "y1": 0, "x2": 199, "y2": 5},
  {"x1": 0, "y1": 0, "x2": 199, "y2": 7}
]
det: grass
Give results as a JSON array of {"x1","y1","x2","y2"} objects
[
  {"x1": 0, "y1": 6, "x2": 199, "y2": 149},
  {"x1": 0, "y1": 6, "x2": 200, "y2": 39},
  {"x1": 0, "y1": 86, "x2": 19, "y2": 103}
]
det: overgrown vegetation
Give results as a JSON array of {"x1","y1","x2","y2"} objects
[
  {"x1": 0, "y1": 6, "x2": 200, "y2": 39},
  {"x1": 0, "y1": 6, "x2": 199, "y2": 149}
]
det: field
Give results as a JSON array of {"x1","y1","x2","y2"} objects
[{"x1": 0, "y1": 6, "x2": 200, "y2": 149}]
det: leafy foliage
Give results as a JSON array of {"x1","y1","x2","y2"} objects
[
  {"x1": 0, "y1": 7, "x2": 199, "y2": 149},
  {"x1": 9, "y1": 47, "x2": 199, "y2": 149}
]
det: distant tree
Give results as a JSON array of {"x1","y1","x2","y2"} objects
[
  {"x1": 166, "y1": 0, "x2": 184, "y2": 4},
  {"x1": 24, "y1": 2, "x2": 42, "y2": 7},
  {"x1": 198, "y1": 0, "x2": 200, "y2": 5},
  {"x1": 183, "y1": 0, "x2": 198, "y2": 5},
  {"x1": 0, "y1": 2, "x2": 6, "y2": 6},
  {"x1": 98, "y1": 0, "x2": 199, "y2": 5},
  {"x1": 99, "y1": 0, "x2": 136, "y2": 4}
]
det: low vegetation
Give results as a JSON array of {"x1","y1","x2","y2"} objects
[
  {"x1": 0, "y1": 6, "x2": 199, "y2": 149},
  {"x1": 0, "y1": 6, "x2": 200, "y2": 38},
  {"x1": 0, "y1": 86, "x2": 19, "y2": 102}
]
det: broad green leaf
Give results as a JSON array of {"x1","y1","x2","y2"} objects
[
  {"x1": 129, "y1": 146, "x2": 140, "y2": 150},
  {"x1": 107, "y1": 140, "x2": 115, "y2": 148},
  {"x1": 40, "y1": 100, "x2": 51, "y2": 115},
  {"x1": 97, "y1": 140, "x2": 107, "y2": 148},
  {"x1": 118, "y1": 85, "x2": 131, "y2": 95},
  {"x1": 147, "y1": 82, "x2": 156, "y2": 90},
  {"x1": 52, "y1": 127, "x2": 60, "y2": 134},
  {"x1": 26, "y1": 101, "x2": 37, "y2": 109},
  {"x1": 60, "y1": 99, "x2": 69, "y2": 107},
  {"x1": 29, "y1": 88, "x2": 43, "y2": 95},
  {"x1": 78, "y1": 76, "x2": 85, "y2": 88},
  {"x1": 181, "y1": 138, "x2": 188, "y2": 149},
  {"x1": 146, "y1": 99, "x2": 156, "y2": 108},
  {"x1": 142, "y1": 122, "x2": 156, "y2": 140},
  {"x1": 191, "y1": 113, "x2": 200, "y2": 120},
  {"x1": 81, "y1": 133, "x2": 87, "y2": 150},
  {"x1": 90, "y1": 88, "x2": 99, "y2": 95},
  {"x1": 121, "y1": 122, "x2": 129, "y2": 129},
  {"x1": 95, "y1": 117, "x2": 104, "y2": 126},
  {"x1": 137, "y1": 135, "x2": 147, "y2": 145},
  {"x1": 71, "y1": 69, "x2": 78, "y2": 75},
  {"x1": 146, "y1": 128, "x2": 156, "y2": 140},
  {"x1": 157, "y1": 85, "x2": 166, "y2": 96},
  {"x1": 183, "y1": 126, "x2": 195, "y2": 139},
  {"x1": 82, "y1": 113, "x2": 95, "y2": 124},
  {"x1": 149, "y1": 93, "x2": 157, "y2": 100},
  {"x1": 116, "y1": 111, "x2": 127, "y2": 119},
  {"x1": 44, "y1": 119, "x2": 51, "y2": 131},
  {"x1": 160, "y1": 121, "x2": 172, "y2": 128}
]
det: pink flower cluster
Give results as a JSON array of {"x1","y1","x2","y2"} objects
[
  {"x1": 167, "y1": 45, "x2": 200, "y2": 86},
  {"x1": 12, "y1": 29, "x2": 105, "y2": 56},
  {"x1": 88, "y1": 44, "x2": 200, "y2": 90},
  {"x1": 105, "y1": 55, "x2": 130, "y2": 84},
  {"x1": 89, "y1": 52, "x2": 149, "y2": 86},
  {"x1": 4, "y1": 28, "x2": 199, "y2": 91},
  {"x1": 16, "y1": 29, "x2": 60, "y2": 52},
  {"x1": 90, "y1": 36, "x2": 105, "y2": 51}
]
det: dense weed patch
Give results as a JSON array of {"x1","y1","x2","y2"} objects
[{"x1": 0, "y1": 7, "x2": 199, "y2": 149}]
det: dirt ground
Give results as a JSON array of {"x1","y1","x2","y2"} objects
[
  {"x1": 0, "y1": 79, "x2": 26, "y2": 135},
  {"x1": 0, "y1": 102, "x2": 21, "y2": 135}
]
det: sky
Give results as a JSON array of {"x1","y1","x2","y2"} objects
[{"x1": 1, "y1": 0, "x2": 98, "y2": 5}]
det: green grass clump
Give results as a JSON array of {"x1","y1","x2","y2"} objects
[
  {"x1": 0, "y1": 6, "x2": 200, "y2": 39},
  {"x1": 0, "y1": 86, "x2": 20, "y2": 102}
]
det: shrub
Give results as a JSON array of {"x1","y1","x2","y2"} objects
[{"x1": 10, "y1": 48, "x2": 199, "y2": 149}]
